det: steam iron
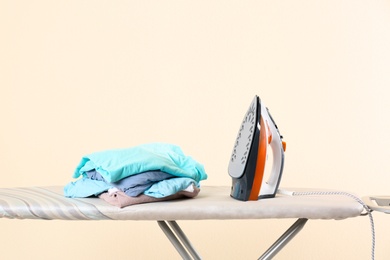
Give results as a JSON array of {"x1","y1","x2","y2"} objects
[{"x1": 228, "y1": 95, "x2": 286, "y2": 201}]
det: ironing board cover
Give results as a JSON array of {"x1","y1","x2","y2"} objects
[{"x1": 0, "y1": 186, "x2": 363, "y2": 221}]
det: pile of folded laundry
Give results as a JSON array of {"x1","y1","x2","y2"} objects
[{"x1": 64, "y1": 143, "x2": 207, "y2": 208}]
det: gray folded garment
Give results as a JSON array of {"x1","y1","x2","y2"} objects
[{"x1": 99, "y1": 184, "x2": 200, "y2": 208}]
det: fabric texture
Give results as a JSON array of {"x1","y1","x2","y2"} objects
[
  {"x1": 143, "y1": 177, "x2": 199, "y2": 198},
  {"x1": 63, "y1": 178, "x2": 111, "y2": 198},
  {"x1": 64, "y1": 176, "x2": 199, "y2": 199},
  {"x1": 86, "y1": 170, "x2": 174, "y2": 197},
  {"x1": 99, "y1": 184, "x2": 200, "y2": 208},
  {"x1": 64, "y1": 143, "x2": 207, "y2": 200},
  {"x1": 73, "y1": 143, "x2": 207, "y2": 183}
]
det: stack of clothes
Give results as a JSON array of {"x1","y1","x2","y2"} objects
[{"x1": 64, "y1": 143, "x2": 207, "y2": 208}]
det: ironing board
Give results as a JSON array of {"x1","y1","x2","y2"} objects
[{"x1": 0, "y1": 186, "x2": 363, "y2": 259}]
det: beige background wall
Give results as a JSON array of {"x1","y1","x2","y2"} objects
[{"x1": 1, "y1": 1, "x2": 390, "y2": 259}]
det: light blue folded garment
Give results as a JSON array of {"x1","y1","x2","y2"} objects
[
  {"x1": 64, "y1": 178, "x2": 112, "y2": 198},
  {"x1": 144, "y1": 177, "x2": 198, "y2": 198},
  {"x1": 73, "y1": 143, "x2": 207, "y2": 183},
  {"x1": 64, "y1": 176, "x2": 198, "y2": 199}
]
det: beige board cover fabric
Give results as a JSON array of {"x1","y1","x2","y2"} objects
[{"x1": 0, "y1": 186, "x2": 363, "y2": 221}]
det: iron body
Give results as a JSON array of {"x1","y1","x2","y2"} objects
[{"x1": 228, "y1": 95, "x2": 285, "y2": 201}]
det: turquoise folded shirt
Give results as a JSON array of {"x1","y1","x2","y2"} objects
[{"x1": 73, "y1": 143, "x2": 207, "y2": 183}]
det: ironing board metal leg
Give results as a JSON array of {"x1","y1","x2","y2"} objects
[
  {"x1": 157, "y1": 220, "x2": 201, "y2": 260},
  {"x1": 167, "y1": 221, "x2": 202, "y2": 260},
  {"x1": 258, "y1": 218, "x2": 308, "y2": 260},
  {"x1": 157, "y1": 221, "x2": 192, "y2": 259}
]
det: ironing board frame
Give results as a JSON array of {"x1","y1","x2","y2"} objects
[
  {"x1": 0, "y1": 186, "x2": 363, "y2": 259},
  {"x1": 157, "y1": 218, "x2": 308, "y2": 260}
]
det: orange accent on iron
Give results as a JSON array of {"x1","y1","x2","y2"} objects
[
  {"x1": 249, "y1": 117, "x2": 267, "y2": 201},
  {"x1": 267, "y1": 122, "x2": 272, "y2": 144},
  {"x1": 282, "y1": 141, "x2": 286, "y2": 152}
]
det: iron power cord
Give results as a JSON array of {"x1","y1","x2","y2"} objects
[{"x1": 277, "y1": 189, "x2": 375, "y2": 260}]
